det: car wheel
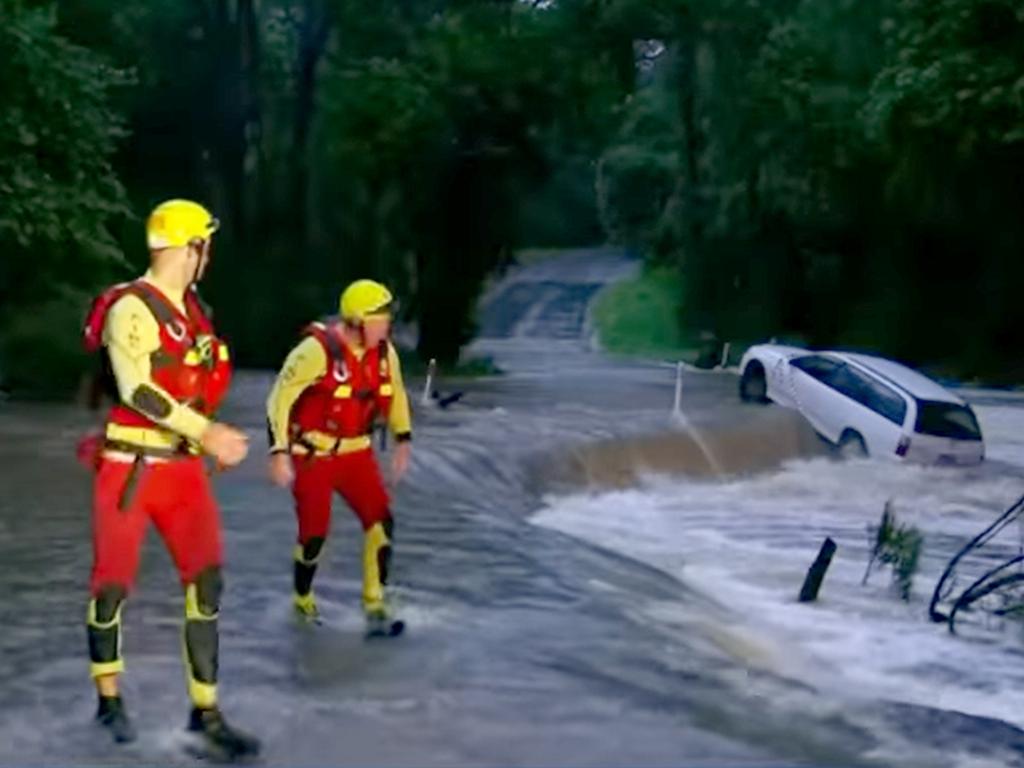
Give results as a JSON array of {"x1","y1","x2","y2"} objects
[
  {"x1": 838, "y1": 430, "x2": 868, "y2": 460},
  {"x1": 739, "y1": 363, "x2": 769, "y2": 403}
]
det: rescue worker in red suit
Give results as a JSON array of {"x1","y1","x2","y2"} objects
[
  {"x1": 80, "y1": 199, "x2": 260, "y2": 758},
  {"x1": 265, "y1": 280, "x2": 412, "y2": 635}
]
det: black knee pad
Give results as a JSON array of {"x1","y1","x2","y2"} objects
[
  {"x1": 194, "y1": 566, "x2": 223, "y2": 616},
  {"x1": 302, "y1": 536, "x2": 325, "y2": 563},
  {"x1": 93, "y1": 584, "x2": 126, "y2": 623}
]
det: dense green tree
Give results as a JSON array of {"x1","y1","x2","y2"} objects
[
  {"x1": 0, "y1": 1, "x2": 131, "y2": 395},
  {"x1": 6, "y1": 0, "x2": 1023, "y2": 393}
]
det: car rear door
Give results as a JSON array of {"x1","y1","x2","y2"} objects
[
  {"x1": 829, "y1": 365, "x2": 907, "y2": 456},
  {"x1": 788, "y1": 355, "x2": 848, "y2": 441}
]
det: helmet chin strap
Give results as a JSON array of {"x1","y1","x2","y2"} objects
[
  {"x1": 354, "y1": 320, "x2": 368, "y2": 348},
  {"x1": 187, "y1": 240, "x2": 206, "y2": 288}
]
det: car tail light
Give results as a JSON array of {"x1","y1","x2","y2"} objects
[{"x1": 896, "y1": 436, "x2": 911, "y2": 457}]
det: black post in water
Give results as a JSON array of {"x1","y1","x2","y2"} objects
[{"x1": 799, "y1": 537, "x2": 838, "y2": 603}]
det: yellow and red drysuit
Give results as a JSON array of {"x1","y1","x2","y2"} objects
[
  {"x1": 81, "y1": 272, "x2": 230, "y2": 709},
  {"x1": 265, "y1": 321, "x2": 412, "y2": 617}
]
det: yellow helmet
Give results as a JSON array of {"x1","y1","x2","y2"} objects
[
  {"x1": 146, "y1": 199, "x2": 219, "y2": 250},
  {"x1": 339, "y1": 279, "x2": 393, "y2": 322}
]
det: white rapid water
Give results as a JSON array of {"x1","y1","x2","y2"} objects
[{"x1": 533, "y1": 400, "x2": 1024, "y2": 767}]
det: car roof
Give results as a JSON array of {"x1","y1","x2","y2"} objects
[{"x1": 829, "y1": 352, "x2": 962, "y2": 404}]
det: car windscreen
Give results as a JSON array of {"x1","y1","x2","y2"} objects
[{"x1": 914, "y1": 401, "x2": 982, "y2": 440}]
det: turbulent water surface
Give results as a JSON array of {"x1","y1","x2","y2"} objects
[{"x1": 2, "y1": 248, "x2": 1022, "y2": 767}]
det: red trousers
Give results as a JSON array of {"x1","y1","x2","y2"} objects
[
  {"x1": 91, "y1": 457, "x2": 222, "y2": 594},
  {"x1": 291, "y1": 449, "x2": 390, "y2": 544}
]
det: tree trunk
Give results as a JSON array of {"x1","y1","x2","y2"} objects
[{"x1": 291, "y1": 0, "x2": 331, "y2": 262}]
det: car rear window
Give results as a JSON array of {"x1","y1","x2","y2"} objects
[{"x1": 914, "y1": 401, "x2": 982, "y2": 440}]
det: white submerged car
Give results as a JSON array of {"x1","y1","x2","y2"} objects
[{"x1": 738, "y1": 344, "x2": 984, "y2": 465}]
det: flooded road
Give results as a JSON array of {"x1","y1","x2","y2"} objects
[{"x1": 1, "y1": 248, "x2": 1021, "y2": 767}]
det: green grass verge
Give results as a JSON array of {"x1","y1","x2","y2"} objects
[{"x1": 591, "y1": 266, "x2": 699, "y2": 362}]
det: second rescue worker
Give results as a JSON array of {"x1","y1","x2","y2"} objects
[{"x1": 265, "y1": 279, "x2": 412, "y2": 635}]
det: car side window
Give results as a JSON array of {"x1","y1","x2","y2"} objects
[
  {"x1": 826, "y1": 365, "x2": 908, "y2": 424},
  {"x1": 861, "y1": 379, "x2": 908, "y2": 425},
  {"x1": 827, "y1": 365, "x2": 869, "y2": 403},
  {"x1": 791, "y1": 355, "x2": 842, "y2": 384}
]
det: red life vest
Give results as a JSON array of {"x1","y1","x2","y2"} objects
[
  {"x1": 289, "y1": 322, "x2": 394, "y2": 445},
  {"x1": 82, "y1": 279, "x2": 232, "y2": 427}
]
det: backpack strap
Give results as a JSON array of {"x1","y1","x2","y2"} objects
[
  {"x1": 126, "y1": 281, "x2": 186, "y2": 329},
  {"x1": 183, "y1": 287, "x2": 214, "y2": 335}
]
